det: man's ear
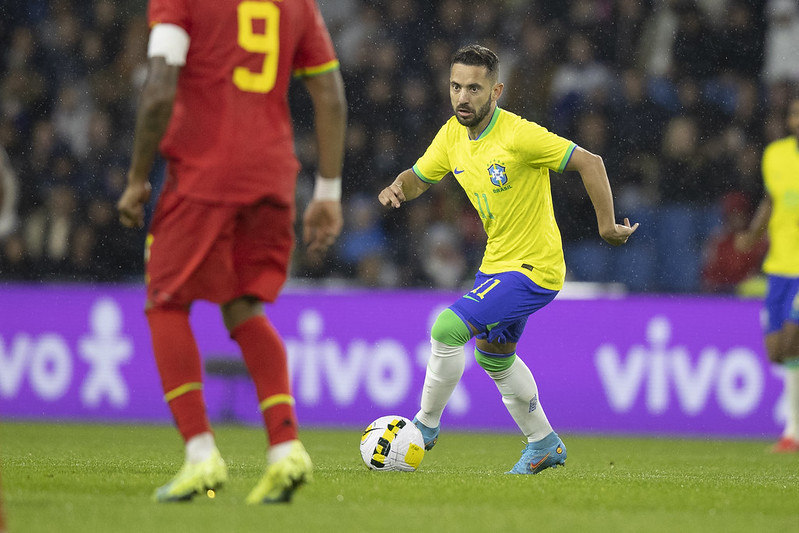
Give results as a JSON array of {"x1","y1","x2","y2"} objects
[{"x1": 492, "y1": 82, "x2": 504, "y2": 102}]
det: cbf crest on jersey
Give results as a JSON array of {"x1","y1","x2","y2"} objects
[
  {"x1": 488, "y1": 162, "x2": 512, "y2": 192},
  {"x1": 488, "y1": 163, "x2": 507, "y2": 186}
]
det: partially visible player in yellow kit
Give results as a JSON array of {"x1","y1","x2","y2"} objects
[
  {"x1": 378, "y1": 45, "x2": 638, "y2": 473},
  {"x1": 737, "y1": 95, "x2": 799, "y2": 453}
]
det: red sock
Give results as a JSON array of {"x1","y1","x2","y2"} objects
[
  {"x1": 146, "y1": 307, "x2": 211, "y2": 442},
  {"x1": 231, "y1": 315, "x2": 298, "y2": 445}
]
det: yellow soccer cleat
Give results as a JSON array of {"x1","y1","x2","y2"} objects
[
  {"x1": 153, "y1": 448, "x2": 228, "y2": 503},
  {"x1": 245, "y1": 441, "x2": 313, "y2": 504}
]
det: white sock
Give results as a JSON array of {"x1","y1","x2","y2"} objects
[
  {"x1": 415, "y1": 339, "x2": 465, "y2": 428},
  {"x1": 185, "y1": 432, "x2": 216, "y2": 464},
  {"x1": 487, "y1": 356, "x2": 553, "y2": 442},
  {"x1": 784, "y1": 366, "x2": 799, "y2": 439},
  {"x1": 267, "y1": 440, "x2": 297, "y2": 464}
]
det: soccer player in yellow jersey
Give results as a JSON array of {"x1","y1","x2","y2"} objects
[
  {"x1": 737, "y1": 95, "x2": 799, "y2": 453},
  {"x1": 378, "y1": 45, "x2": 638, "y2": 473}
]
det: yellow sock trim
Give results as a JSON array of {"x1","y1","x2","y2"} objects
[
  {"x1": 164, "y1": 382, "x2": 203, "y2": 402},
  {"x1": 259, "y1": 394, "x2": 295, "y2": 412}
]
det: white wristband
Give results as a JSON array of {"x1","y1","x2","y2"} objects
[
  {"x1": 148, "y1": 24, "x2": 190, "y2": 66},
  {"x1": 312, "y1": 174, "x2": 342, "y2": 201}
]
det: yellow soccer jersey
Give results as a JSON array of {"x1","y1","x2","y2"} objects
[
  {"x1": 762, "y1": 136, "x2": 799, "y2": 276},
  {"x1": 412, "y1": 106, "x2": 576, "y2": 290}
]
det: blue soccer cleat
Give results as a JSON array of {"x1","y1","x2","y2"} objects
[
  {"x1": 412, "y1": 416, "x2": 440, "y2": 450},
  {"x1": 506, "y1": 431, "x2": 566, "y2": 474}
]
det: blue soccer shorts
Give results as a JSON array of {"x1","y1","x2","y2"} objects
[
  {"x1": 764, "y1": 275, "x2": 799, "y2": 334},
  {"x1": 449, "y1": 270, "x2": 558, "y2": 345}
]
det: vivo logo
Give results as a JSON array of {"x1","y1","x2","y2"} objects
[
  {"x1": 0, "y1": 298, "x2": 132, "y2": 407},
  {"x1": 284, "y1": 306, "x2": 472, "y2": 414},
  {"x1": 595, "y1": 316, "x2": 770, "y2": 419}
]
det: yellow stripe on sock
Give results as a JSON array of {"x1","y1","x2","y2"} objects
[
  {"x1": 259, "y1": 394, "x2": 295, "y2": 412},
  {"x1": 164, "y1": 382, "x2": 203, "y2": 402}
]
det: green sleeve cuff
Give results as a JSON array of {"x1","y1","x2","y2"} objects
[
  {"x1": 557, "y1": 143, "x2": 577, "y2": 173},
  {"x1": 412, "y1": 164, "x2": 437, "y2": 184}
]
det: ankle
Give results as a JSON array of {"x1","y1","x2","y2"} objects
[
  {"x1": 268, "y1": 440, "x2": 298, "y2": 464},
  {"x1": 528, "y1": 431, "x2": 559, "y2": 449},
  {"x1": 186, "y1": 432, "x2": 216, "y2": 464}
]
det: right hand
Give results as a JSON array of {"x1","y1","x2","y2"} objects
[
  {"x1": 117, "y1": 181, "x2": 151, "y2": 228},
  {"x1": 378, "y1": 182, "x2": 406, "y2": 208},
  {"x1": 599, "y1": 217, "x2": 639, "y2": 246},
  {"x1": 302, "y1": 199, "x2": 343, "y2": 260}
]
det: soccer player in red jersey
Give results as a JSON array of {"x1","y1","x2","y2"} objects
[{"x1": 117, "y1": 0, "x2": 346, "y2": 503}]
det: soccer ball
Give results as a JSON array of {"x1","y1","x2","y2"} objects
[{"x1": 359, "y1": 415, "x2": 425, "y2": 472}]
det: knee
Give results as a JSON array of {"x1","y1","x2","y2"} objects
[
  {"x1": 221, "y1": 296, "x2": 263, "y2": 331},
  {"x1": 431, "y1": 308, "x2": 472, "y2": 346},
  {"x1": 786, "y1": 323, "x2": 799, "y2": 358},
  {"x1": 767, "y1": 348, "x2": 785, "y2": 364},
  {"x1": 474, "y1": 347, "x2": 516, "y2": 373},
  {"x1": 765, "y1": 326, "x2": 799, "y2": 364},
  {"x1": 765, "y1": 332, "x2": 783, "y2": 363}
]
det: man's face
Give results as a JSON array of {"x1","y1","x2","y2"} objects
[
  {"x1": 789, "y1": 99, "x2": 799, "y2": 138},
  {"x1": 449, "y1": 62, "x2": 497, "y2": 128}
]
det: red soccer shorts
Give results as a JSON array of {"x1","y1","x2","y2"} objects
[{"x1": 146, "y1": 187, "x2": 294, "y2": 307}]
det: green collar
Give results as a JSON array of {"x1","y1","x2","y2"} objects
[{"x1": 472, "y1": 106, "x2": 501, "y2": 141}]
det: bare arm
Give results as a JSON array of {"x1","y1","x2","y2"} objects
[
  {"x1": 0, "y1": 152, "x2": 5, "y2": 210},
  {"x1": 735, "y1": 196, "x2": 771, "y2": 252},
  {"x1": 378, "y1": 168, "x2": 432, "y2": 208},
  {"x1": 0, "y1": 147, "x2": 17, "y2": 225},
  {"x1": 565, "y1": 146, "x2": 638, "y2": 245},
  {"x1": 118, "y1": 57, "x2": 180, "y2": 228},
  {"x1": 302, "y1": 70, "x2": 347, "y2": 180},
  {"x1": 128, "y1": 57, "x2": 180, "y2": 186},
  {"x1": 301, "y1": 70, "x2": 347, "y2": 256}
]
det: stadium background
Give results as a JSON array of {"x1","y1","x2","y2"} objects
[{"x1": 1, "y1": 0, "x2": 797, "y2": 438}]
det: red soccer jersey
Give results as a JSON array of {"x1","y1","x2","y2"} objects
[{"x1": 148, "y1": 0, "x2": 339, "y2": 205}]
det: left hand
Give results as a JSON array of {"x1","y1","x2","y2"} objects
[
  {"x1": 600, "y1": 217, "x2": 639, "y2": 246},
  {"x1": 303, "y1": 199, "x2": 343, "y2": 259},
  {"x1": 378, "y1": 181, "x2": 406, "y2": 209},
  {"x1": 117, "y1": 181, "x2": 151, "y2": 228}
]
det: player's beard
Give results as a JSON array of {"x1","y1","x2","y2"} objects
[{"x1": 455, "y1": 98, "x2": 492, "y2": 128}]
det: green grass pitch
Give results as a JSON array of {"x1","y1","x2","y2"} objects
[{"x1": 1, "y1": 422, "x2": 797, "y2": 532}]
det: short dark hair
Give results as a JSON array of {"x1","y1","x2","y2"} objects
[{"x1": 451, "y1": 44, "x2": 499, "y2": 79}]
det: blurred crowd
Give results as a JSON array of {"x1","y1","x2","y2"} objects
[{"x1": 0, "y1": 0, "x2": 796, "y2": 292}]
